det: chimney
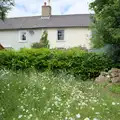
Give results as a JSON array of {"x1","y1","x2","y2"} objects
[{"x1": 42, "y1": 2, "x2": 52, "y2": 17}]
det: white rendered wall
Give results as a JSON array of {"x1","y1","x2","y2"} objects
[
  {"x1": 0, "y1": 27, "x2": 91, "y2": 50},
  {"x1": 47, "y1": 28, "x2": 91, "y2": 49},
  {"x1": 0, "y1": 29, "x2": 42, "y2": 50}
]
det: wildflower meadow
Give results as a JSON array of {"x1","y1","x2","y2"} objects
[{"x1": 0, "y1": 70, "x2": 120, "y2": 120}]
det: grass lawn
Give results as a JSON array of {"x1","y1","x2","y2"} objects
[{"x1": 0, "y1": 70, "x2": 120, "y2": 120}]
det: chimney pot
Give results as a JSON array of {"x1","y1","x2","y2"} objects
[{"x1": 44, "y1": 2, "x2": 47, "y2": 6}]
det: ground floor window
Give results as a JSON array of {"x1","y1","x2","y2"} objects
[
  {"x1": 19, "y1": 31, "x2": 27, "y2": 42},
  {"x1": 57, "y1": 30, "x2": 64, "y2": 40}
]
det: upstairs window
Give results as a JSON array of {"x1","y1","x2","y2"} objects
[
  {"x1": 19, "y1": 31, "x2": 27, "y2": 42},
  {"x1": 57, "y1": 30, "x2": 64, "y2": 40}
]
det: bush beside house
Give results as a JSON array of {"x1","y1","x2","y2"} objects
[{"x1": 32, "y1": 31, "x2": 50, "y2": 49}]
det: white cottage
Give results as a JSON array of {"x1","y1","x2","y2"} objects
[{"x1": 0, "y1": 2, "x2": 92, "y2": 50}]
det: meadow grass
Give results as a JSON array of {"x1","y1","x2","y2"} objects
[
  {"x1": 0, "y1": 70, "x2": 120, "y2": 120},
  {"x1": 108, "y1": 84, "x2": 120, "y2": 94}
]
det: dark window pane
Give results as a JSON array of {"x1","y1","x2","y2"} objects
[
  {"x1": 21, "y1": 32, "x2": 27, "y2": 41},
  {"x1": 58, "y1": 30, "x2": 64, "y2": 40}
]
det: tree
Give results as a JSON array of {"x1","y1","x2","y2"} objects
[
  {"x1": 0, "y1": 0, "x2": 14, "y2": 20},
  {"x1": 39, "y1": 31, "x2": 50, "y2": 48},
  {"x1": 90, "y1": 0, "x2": 120, "y2": 48},
  {"x1": 32, "y1": 31, "x2": 50, "y2": 49},
  {"x1": 90, "y1": 0, "x2": 120, "y2": 65}
]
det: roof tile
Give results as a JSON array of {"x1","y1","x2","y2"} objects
[{"x1": 0, "y1": 14, "x2": 92, "y2": 30}]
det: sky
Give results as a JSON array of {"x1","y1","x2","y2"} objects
[{"x1": 7, "y1": 0, "x2": 94, "y2": 18}]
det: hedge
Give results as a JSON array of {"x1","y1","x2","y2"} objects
[{"x1": 0, "y1": 48, "x2": 113, "y2": 80}]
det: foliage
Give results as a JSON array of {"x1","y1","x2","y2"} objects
[
  {"x1": 90, "y1": 0, "x2": 120, "y2": 65},
  {"x1": 31, "y1": 42, "x2": 42, "y2": 49},
  {"x1": 32, "y1": 31, "x2": 50, "y2": 48},
  {"x1": 109, "y1": 84, "x2": 120, "y2": 94},
  {"x1": 0, "y1": 49, "x2": 112, "y2": 80},
  {"x1": 104, "y1": 44, "x2": 120, "y2": 66},
  {"x1": 67, "y1": 46, "x2": 88, "y2": 52},
  {"x1": 0, "y1": 0, "x2": 14, "y2": 20},
  {"x1": 90, "y1": 0, "x2": 120, "y2": 48},
  {"x1": 0, "y1": 70, "x2": 120, "y2": 120}
]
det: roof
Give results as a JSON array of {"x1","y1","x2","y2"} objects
[{"x1": 0, "y1": 14, "x2": 92, "y2": 30}]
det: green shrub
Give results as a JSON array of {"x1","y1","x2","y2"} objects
[
  {"x1": 0, "y1": 48, "x2": 112, "y2": 80},
  {"x1": 32, "y1": 31, "x2": 50, "y2": 48},
  {"x1": 31, "y1": 42, "x2": 42, "y2": 48}
]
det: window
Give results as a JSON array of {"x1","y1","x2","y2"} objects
[
  {"x1": 19, "y1": 31, "x2": 27, "y2": 42},
  {"x1": 57, "y1": 30, "x2": 64, "y2": 40}
]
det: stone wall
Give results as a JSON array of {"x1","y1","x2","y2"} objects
[{"x1": 95, "y1": 68, "x2": 120, "y2": 84}]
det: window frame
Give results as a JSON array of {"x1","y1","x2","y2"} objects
[
  {"x1": 57, "y1": 30, "x2": 65, "y2": 41},
  {"x1": 19, "y1": 30, "x2": 28, "y2": 43}
]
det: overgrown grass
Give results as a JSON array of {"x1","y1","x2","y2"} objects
[
  {"x1": 109, "y1": 84, "x2": 120, "y2": 94},
  {"x1": 0, "y1": 70, "x2": 120, "y2": 120}
]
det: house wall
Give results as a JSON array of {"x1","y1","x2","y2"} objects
[
  {"x1": 47, "y1": 28, "x2": 91, "y2": 49},
  {"x1": 0, "y1": 27, "x2": 91, "y2": 50},
  {"x1": 0, "y1": 29, "x2": 42, "y2": 50}
]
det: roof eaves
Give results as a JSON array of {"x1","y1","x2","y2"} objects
[{"x1": 0, "y1": 26, "x2": 89, "y2": 31}]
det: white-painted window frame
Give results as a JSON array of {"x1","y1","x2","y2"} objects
[
  {"x1": 57, "y1": 29, "x2": 65, "y2": 41},
  {"x1": 19, "y1": 30, "x2": 28, "y2": 43}
]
